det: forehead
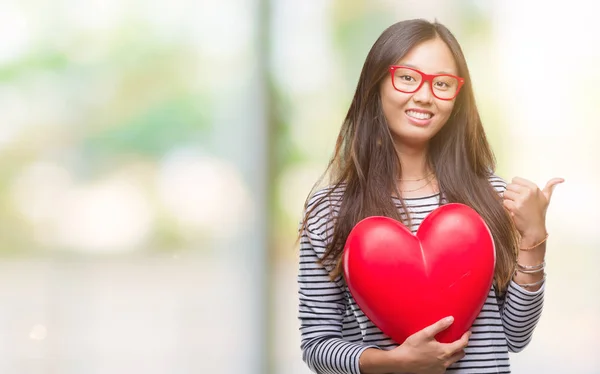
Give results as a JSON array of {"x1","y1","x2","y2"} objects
[{"x1": 396, "y1": 37, "x2": 458, "y2": 75}]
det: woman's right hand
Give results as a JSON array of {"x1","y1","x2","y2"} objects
[{"x1": 390, "y1": 316, "x2": 470, "y2": 374}]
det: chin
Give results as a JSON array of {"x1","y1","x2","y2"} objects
[
  {"x1": 392, "y1": 126, "x2": 439, "y2": 146},
  {"x1": 393, "y1": 134, "x2": 433, "y2": 148}
]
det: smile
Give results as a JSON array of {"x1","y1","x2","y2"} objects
[{"x1": 406, "y1": 110, "x2": 433, "y2": 120}]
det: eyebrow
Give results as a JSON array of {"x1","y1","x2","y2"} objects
[{"x1": 397, "y1": 63, "x2": 456, "y2": 76}]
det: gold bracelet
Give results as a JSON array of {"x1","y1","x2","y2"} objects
[{"x1": 520, "y1": 233, "x2": 549, "y2": 251}]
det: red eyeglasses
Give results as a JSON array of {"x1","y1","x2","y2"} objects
[{"x1": 389, "y1": 65, "x2": 465, "y2": 100}]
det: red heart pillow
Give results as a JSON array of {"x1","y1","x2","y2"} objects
[{"x1": 343, "y1": 203, "x2": 495, "y2": 344}]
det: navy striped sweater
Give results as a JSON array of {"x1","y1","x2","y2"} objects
[{"x1": 298, "y1": 175, "x2": 544, "y2": 373}]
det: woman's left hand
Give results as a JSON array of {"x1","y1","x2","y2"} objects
[{"x1": 502, "y1": 177, "x2": 564, "y2": 242}]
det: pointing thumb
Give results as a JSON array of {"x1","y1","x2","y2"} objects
[{"x1": 542, "y1": 177, "x2": 564, "y2": 202}]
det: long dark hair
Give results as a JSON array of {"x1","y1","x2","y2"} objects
[{"x1": 302, "y1": 19, "x2": 518, "y2": 294}]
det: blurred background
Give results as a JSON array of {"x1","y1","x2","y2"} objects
[{"x1": 0, "y1": 0, "x2": 598, "y2": 373}]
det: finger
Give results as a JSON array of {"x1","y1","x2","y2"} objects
[
  {"x1": 502, "y1": 199, "x2": 516, "y2": 214},
  {"x1": 502, "y1": 189, "x2": 520, "y2": 202},
  {"x1": 511, "y1": 177, "x2": 538, "y2": 190},
  {"x1": 421, "y1": 316, "x2": 454, "y2": 338},
  {"x1": 445, "y1": 349, "x2": 466, "y2": 367},
  {"x1": 505, "y1": 183, "x2": 527, "y2": 193},
  {"x1": 542, "y1": 177, "x2": 565, "y2": 202},
  {"x1": 445, "y1": 331, "x2": 471, "y2": 353}
]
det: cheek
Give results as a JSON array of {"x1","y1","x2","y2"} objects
[
  {"x1": 383, "y1": 92, "x2": 411, "y2": 113},
  {"x1": 381, "y1": 93, "x2": 408, "y2": 121},
  {"x1": 436, "y1": 102, "x2": 455, "y2": 121}
]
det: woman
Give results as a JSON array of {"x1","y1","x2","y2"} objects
[{"x1": 297, "y1": 19, "x2": 562, "y2": 374}]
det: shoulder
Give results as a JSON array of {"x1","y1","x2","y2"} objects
[
  {"x1": 487, "y1": 172, "x2": 508, "y2": 196},
  {"x1": 302, "y1": 184, "x2": 345, "y2": 238},
  {"x1": 298, "y1": 184, "x2": 345, "y2": 261}
]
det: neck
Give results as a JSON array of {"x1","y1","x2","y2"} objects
[{"x1": 395, "y1": 143, "x2": 432, "y2": 179}]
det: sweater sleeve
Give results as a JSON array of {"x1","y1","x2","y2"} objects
[
  {"x1": 499, "y1": 280, "x2": 545, "y2": 352},
  {"x1": 488, "y1": 173, "x2": 546, "y2": 352},
  {"x1": 298, "y1": 189, "x2": 378, "y2": 374},
  {"x1": 298, "y1": 227, "x2": 375, "y2": 373}
]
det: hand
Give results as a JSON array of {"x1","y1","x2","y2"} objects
[
  {"x1": 502, "y1": 177, "x2": 564, "y2": 241},
  {"x1": 387, "y1": 316, "x2": 470, "y2": 374}
]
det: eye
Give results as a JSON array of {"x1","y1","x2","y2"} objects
[
  {"x1": 435, "y1": 81, "x2": 449, "y2": 88},
  {"x1": 399, "y1": 75, "x2": 415, "y2": 82}
]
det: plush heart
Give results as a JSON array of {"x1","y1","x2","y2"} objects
[{"x1": 343, "y1": 203, "x2": 495, "y2": 344}]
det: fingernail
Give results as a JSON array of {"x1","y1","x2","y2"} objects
[{"x1": 445, "y1": 316, "x2": 454, "y2": 323}]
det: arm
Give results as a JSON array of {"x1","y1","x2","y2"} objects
[
  {"x1": 298, "y1": 225, "x2": 379, "y2": 374},
  {"x1": 499, "y1": 175, "x2": 563, "y2": 352},
  {"x1": 501, "y1": 231, "x2": 546, "y2": 352}
]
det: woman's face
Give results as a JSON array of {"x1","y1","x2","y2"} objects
[{"x1": 380, "y1": 37, "x2": 459, "y2": 148}]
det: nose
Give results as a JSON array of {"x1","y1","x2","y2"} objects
[{"x1": 412, "y1": 80, "x2": 433, "y2": 104}]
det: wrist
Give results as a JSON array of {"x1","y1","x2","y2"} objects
[
  {"x1": 388, "y1": 345, "x2": 414, "y2": 373},
  {"x1": 520, "y1": 228, "x2": 547, "y2": 248},
  {"x1": 359, "y1": 348, "x2": 397, "y2": 374}
]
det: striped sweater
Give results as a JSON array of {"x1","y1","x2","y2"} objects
[{"x1": 298, "y1": 175, "x2": 544, "y2": 374}]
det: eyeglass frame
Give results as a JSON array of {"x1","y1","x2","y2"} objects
[{"x1": 388, "y1": 65, "x2": 465, "y2": 101}]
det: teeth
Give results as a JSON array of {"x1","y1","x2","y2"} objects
[{"x1": 406, "y1": 110, "x2": 432, "y2": 120}]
